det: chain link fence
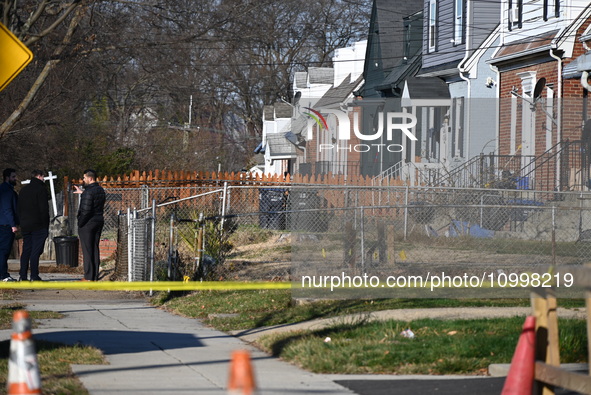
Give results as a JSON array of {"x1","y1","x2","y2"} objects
[{"x1": 68, "y1": 184, "x2": 591, "y2": 296}]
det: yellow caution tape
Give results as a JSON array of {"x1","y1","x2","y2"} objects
[{"x1": 0, "y1": 281, "x2": 292, "y2": 291}]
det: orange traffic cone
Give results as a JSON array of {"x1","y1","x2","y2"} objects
[
  {"x1": 501, "y1": 315, "x2": 536, "y2": 395},
  {"x1": 228, "y1": 350, "x2": 256, "y2": 395},
  {"x1": 7, "y1": 310, "x2": 41, "y2": 395}
]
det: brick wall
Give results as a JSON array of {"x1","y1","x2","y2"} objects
[
  {"x1": 100, "y1": 239, "x2": 117, "y2": 260},
  {"x1": 498, "y1": 16, "x2": 591, "y2": 158}
]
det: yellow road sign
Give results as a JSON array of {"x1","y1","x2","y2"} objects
[{"x1": 0, "y1": 22, "x2": 33, "y2": 92}]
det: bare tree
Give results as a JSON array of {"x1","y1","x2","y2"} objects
[
  {"x1": 0, "y1": 0, "x2": 90, "y2": 139},
  {"x1": 0, "y1": 0, "x2": 370, "y2": 175}
]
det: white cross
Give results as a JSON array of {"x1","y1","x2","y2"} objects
[{"x1": 21, "y1": 171, "x2": 58, "y2": 217}]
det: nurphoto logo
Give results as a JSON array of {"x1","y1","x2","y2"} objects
[{"x1": 304, "y1": 105, "x2": 418, "y2": 153}]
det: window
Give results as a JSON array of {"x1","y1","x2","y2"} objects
[
  {"x1": 508, "y1": 0, "x2": 522, "y2": 30},
  {"x1": 429, "y1": 0, "x2": 437, "y2": 52},
  {"x1": 543, "y1": 0, "x2": 559, "y2": 21},
  {"x1": 454, "y1": 0, "x2": 463, "y2": 45},
  {"x1": 427, "y1": 107, "x2": 443, "y2": 160},
  {"x1": 451, "y1": 98, "x2": 464, "y2": 158}
]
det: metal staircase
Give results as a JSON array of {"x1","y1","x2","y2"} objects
[
  {"x1": 372, "y1": 160, "x2": 406, "y2": 186},
  {"x1": 515, "y1": 140, "x2": 585, "y2": 191},
  {"x1": 371, "y1": 140, "x2": 586, "y2": 192}
]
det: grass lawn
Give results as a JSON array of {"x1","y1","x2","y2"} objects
[
  {"x1": 0, "y1": 304, "x2": 106, "y2": 395},
  {"x1": 154, "y1": 289, "x2": 587, "y2": 375},
  {"x1": 256, "y1": 317, "x2": 587, "y2": 374},
  {"x1": 0, "y1": 304, "x2": 61, "y2": 330}
]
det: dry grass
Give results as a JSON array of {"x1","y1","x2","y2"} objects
[{"x1": 225, "y1": 233, "x2": 291, "y2": 281}]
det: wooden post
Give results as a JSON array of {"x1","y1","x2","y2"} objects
[
  {"x1": 377, "y1": 220, "x2": 386, "y2": 264},
  {"x1": 194, "y1": 213, "x2": 204, "y2": 279},
  {"x1": 63, "y1": 176, "x2": 69, "y2": 217},
  {"x1": 344, "y1": 221, "x2": 356, "y2": 271},
  {"x1": 532, "y1": 288, "x2": 560, "y2": 395}
]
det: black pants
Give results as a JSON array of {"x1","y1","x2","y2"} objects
[
  {"x1": 0, "y1": 225, "x2": 14, "y2": 279},
  {"x1": 19, "y1": 228, "x2": 49, "y2": 280},
  {"x1": 79, "y1": 220, "x2": 104, "y2": 281}
]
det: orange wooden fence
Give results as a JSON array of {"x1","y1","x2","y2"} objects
[{"x1": 68, "y1": 169, "x2": 406, "y2": 189}]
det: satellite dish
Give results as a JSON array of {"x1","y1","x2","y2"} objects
[
  {"x1": 284, "y1": 131, "x2": 299, "y2": 145},
  {"x1": 533, "y1": 77, "x2": 546, "y2": 101},
  {"x1": 284, "y1": 131, "x2": 305, "y2": 149}
]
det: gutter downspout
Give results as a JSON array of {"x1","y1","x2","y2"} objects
[
  {"x1": 457, "y1": 0, "x2": 472, "y2": 160},
  {"x1": 489, "y1": 63, "x2": 501, "y2": 154},
  {"x1": 549, "y1": 47, "x2": 562, "y2": 191}
]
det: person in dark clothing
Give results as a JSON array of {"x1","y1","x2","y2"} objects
[
  {"x1": 0, "y1": 168, "x2": 18, "y2": 282},
  {"x1": 73, "y1": 169, "x2": 106, "y2": 281},
  {"x1": 18, "y1": 170, "x2": 50, "y2": 281}
]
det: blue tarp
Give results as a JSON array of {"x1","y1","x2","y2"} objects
[{"x1": 448, "y1": 220, "x2": 495, "y2": 238}]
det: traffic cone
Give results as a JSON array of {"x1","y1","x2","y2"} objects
[
  {"x1": 501, "y1": 315, "x2": 536, "y2": 395},
  {"x1": 228, "y1": 350, "x2": 256, "y2": 395},
  {"x1": 7, "y1": 310, "x2": 41, "y2": 395}
]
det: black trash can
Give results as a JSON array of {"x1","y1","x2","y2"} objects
[
  {"x1": 53, "y1": 236, "x2": 79, "y2": 267},
  {"x1": 288, "y1": 190, "x2": 329, "y2": 232},
  {"x1": 259, "y1": 189, "x2": 286, "y2": 230}
]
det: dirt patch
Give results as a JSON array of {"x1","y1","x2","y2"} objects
[
  {"x1": 224, "y1": 233, "x2": 291, "y2": 280},
  {"x1": 230, "y1": 233, "x2": 290, "y2": 257}
]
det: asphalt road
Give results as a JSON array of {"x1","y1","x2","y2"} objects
[
  {"x1": 336, "y1": 378, "x2": 584, "y2": 395},
  {"x1": 336, "y1": 377, "x2": 506, "y2": 395}
]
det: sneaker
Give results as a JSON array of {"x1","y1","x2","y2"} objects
[
  {"x1": 30, "y1": 276, "x2": 43, "y2": 282},
  {"x1": 2, "y1": 276, "x2": 16, "y2": 282},
  {"x1": 19, "y1": 277, "x2": 28, "y2": 282}
]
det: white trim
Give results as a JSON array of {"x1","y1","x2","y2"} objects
[
  {"x1": 510, "y1": 94, "x2": 517, "y2": 155},
  {"x1": 454, "y1": 0, "x2": 464, "y2": 45},
  {"x1": 545, "y1": 86, "x2": 554, "y2": 151}
]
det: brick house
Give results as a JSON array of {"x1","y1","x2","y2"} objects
[{"x1": 490, "y1": 1, "x2": 591, "y2": 191}]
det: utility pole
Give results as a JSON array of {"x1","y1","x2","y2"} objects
[
  {"x1": 183, "y1": 95, "x2": 192, "y2": 151},
  {"x1": 188, "y1": 95, "x2": 192, "y2": 126}
]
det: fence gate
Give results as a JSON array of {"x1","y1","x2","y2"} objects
[
  {"x1": 129, "y1": 216, "x2": 151, "y2": 281},
  {"x1": 114, "y1": 211, "x2": 154, "y2": 281}
]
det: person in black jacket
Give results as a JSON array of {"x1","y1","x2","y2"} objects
[
  {"x1": 18, "y1": 170, "x2": 50, "y2": 281},
  {"x1": 0, "y1": 168, "x2": 19, "y2": 282},
  {"x1": 73, "y1": 169, "x2": 106, "y2": 281}
]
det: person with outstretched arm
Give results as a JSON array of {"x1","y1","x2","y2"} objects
[{"x1": 18, "y1": 170, "x2": 50, "y2": 281}]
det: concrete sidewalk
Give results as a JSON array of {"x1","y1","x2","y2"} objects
[
  {"x1": 6, "y1": 292, "x2": 516, "y2": 395},
  {"x1": 2, "y1": 284, "x2": 355, "y2": 394}
]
